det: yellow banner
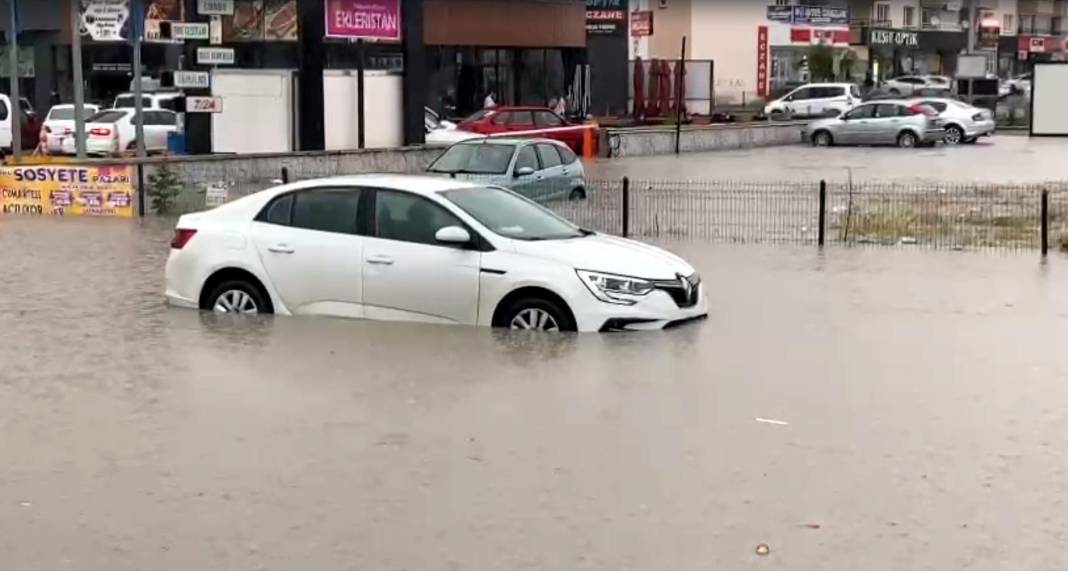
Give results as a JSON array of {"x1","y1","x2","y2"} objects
[{"x1": 0, "y1": 165, "x2": 135, "y2": 218}]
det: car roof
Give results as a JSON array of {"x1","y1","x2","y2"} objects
[
  {"x1": 289, "y1": 174, "x2": 489, "y2": 196},
  {"x1": 489, "y1": 105, "x2": 553, "y2": 112},
  {"x1": 455, "y1": 137, "x2": 564, "y2": 146},
  {"x1": 856, "y1": 99, "x2": 911, "y2": 105}
]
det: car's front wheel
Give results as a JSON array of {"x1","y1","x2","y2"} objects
[
  {"x1": 568, "y1": 187, "x2": 587, "y2": 201},
  {"x1": 207, "y1": 280, "x2": 270, "y2": 315},
  {"x1": 500, "y1": 297, "x2": 575, "y2": 332},
  {"x1": 944, "y1": 125, "x2": 965, "y2": 145},
  {"x1": 897, "y1": 131, "x2": 918, "y2": 148}
]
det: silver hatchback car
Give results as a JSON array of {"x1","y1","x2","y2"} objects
[
  {"x1": 426, "y1": 138, "x2": 587, "y2": 201},
  {"x1": 806, "y1": 100, "x2": 945, "y2": 148}
]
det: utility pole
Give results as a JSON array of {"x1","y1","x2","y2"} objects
[
  {"x1": 71, "y1": 0, "x2": 86, "y2": 159},
  {"x1": 965, "y1": 0, "x2": 976, "y2": 54},
  {"x1": 131, "y1": 0, "x2": 146, "y2": 159},
  {"x1": 8, "y1": 0, "x2": 20, "y2": 162}
]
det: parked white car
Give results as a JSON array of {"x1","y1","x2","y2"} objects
[
  {"x1": 907, "y1": 97, "x2": 994, "y2": 144},
  {"x1": 165, "y1": 175, "x2": 707, "y2": 332},
  {"x1": 40, "y1": 104, "x2": 101, "y2": 154},
  {"x1": 61, "y1": 108, "x2": 179, "y2": 156},
  {"x1": 113, "y1": 91, "x2": 184, "y2": 111},
  {"x1": 764, "y1": 83, "x2": 861, "y2": 119},
  {"x1": 881, "y1": 75, "x2": 953, "y2": 97}
]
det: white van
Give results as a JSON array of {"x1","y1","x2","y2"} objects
[
  {"x1": 764, "y1": 83, "x2": 861, "y2": 119},
  {"x1": 112, "y1": 91, "x2": 184, "y2": 112}
]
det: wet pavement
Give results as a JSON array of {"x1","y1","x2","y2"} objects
[
  {"x1": 3, "y1": 216, "x2": 1068, "y2": 570},
  {"x1": 587, "y1": 135, "x2": 1068, "y2": 184}
]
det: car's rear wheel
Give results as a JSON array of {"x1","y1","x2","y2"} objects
[
  {"x1": 944, "y1": 125, "x2": 964, "y2": 145},
  {"x1": 897, "y1": 131, "x2": 918, "y2": 148},
  {"x1": 207, "y1": 280, "x2": 269, "y2": 315},
  {"x1": 501, "y1": 297, "x2": 575, "y2": 332},
  {"x1": 812, "y1": 130, "x2": 833, "y2": 147}
]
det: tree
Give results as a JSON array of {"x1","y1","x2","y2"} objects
[{"x1": 807, "y1": 45, "x2": 836, "y2": 82}]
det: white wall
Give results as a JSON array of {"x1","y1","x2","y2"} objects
[
  {"x1": 211, "y1": 70, "x2": 293, "y2": 154},
  {"x1": 323, "y1": 71, "x2": 403, "y2": 151},
  {"x1": 689, "y1": 0, "x2": 767, "y2": 105}
]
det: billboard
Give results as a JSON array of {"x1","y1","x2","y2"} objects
[{"x1": 0, "y1": 165, "x2": 135, "y2": 218}]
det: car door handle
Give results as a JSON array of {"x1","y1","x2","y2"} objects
[
  {"x1": 268, "y1": 244, "x2": 295, "y2": 254},
  {"x1": 366, "y1": 255, "x2": 395, "y2": 266}
]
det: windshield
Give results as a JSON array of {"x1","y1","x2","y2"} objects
[
  {"x1": 48, "y1": 107, "x2": 95, "y2": 121},
  {"x1": 87, "y1": 111, "x2": 128, "y2": 124},
  {"x1": 462, "y1": 109, "x2": 495, "y2": 123},
  {"x1": 428, "y1": 143, "x2": 515, "y2": 175},
  {"x1": 443, "y1": 186, "x2": 584, "y2": 241},
  {"x1": 114, "y1": 95, "x2": 149, "y2": 108}
]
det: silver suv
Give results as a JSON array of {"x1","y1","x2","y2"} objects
[{"x1": 805, "y1": 100, "x2": 945, "y2": 148}]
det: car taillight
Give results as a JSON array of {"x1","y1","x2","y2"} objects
[
  {"x1": 90, "y1": 128, "x2": 111, "y2": 137},
  {"x1": 170, "y1": 228, "x2": 197, "y2": 249}
]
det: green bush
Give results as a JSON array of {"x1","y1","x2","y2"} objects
[{"x1": 147, "y1": 164, "x2": 183, "y2": 215}]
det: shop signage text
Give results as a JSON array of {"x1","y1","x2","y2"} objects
[
  {"x1": 187, "y1": 96, "x2": 224, "y2": 113},
  {"x1": 0, "y1": 165, "x2": 134, "y2": 218},
  {"x1": 586, "y1": 0, "x2": 625, "y2": 36},
  {"x1": 870, "y1": 29, "x2": 919, "y2": 47},
  {"x1": 756, "y1": 26, "x2": 769, "y2": 98},
  {"x1": 630, "y1": 11, "x2": 653, "y2": 37},
  {"x1": 197, "y1": 47, "x2": 235, "y2": 65},
  {"x1": 173, "y1": 70, "x2": 211, "y2": 89},
  {"x1": 198, "y1": 0, "x2": 234, "y2": 15},
  {"x1": 325, "y1": 0, "x2": 402, "y2": 41},
  {"x1": 81, "y1": 0, "x2": 130, "y2": 42},
  {"x1": 170, "y1": 22, "x2": 211, "y2": 40},
  {"x1": 766, "y1": 5, "x2": 847, "y2": 25}
]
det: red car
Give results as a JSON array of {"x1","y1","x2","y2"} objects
[{"x1": 456, "y1": 106, "x2": 585, "y2": 151}]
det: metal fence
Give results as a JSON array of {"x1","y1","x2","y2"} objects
[{"x1": 543, "y1": 178, "x2": 1068, "y2": 254}]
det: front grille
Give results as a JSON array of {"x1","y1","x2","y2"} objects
[{"x1": 653, "y1": 273, "x2": 702, "y2": 308}]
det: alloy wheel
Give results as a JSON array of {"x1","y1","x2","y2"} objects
[
  {"x1": 944, "y1": 126, "x2": 963, "y2": 145},
  {"x1": 509, "y1": 308, "x2": 560, "y2": 332},
  {"x1": 213, "y1": 289, "x2": 259, "y2": 315}
]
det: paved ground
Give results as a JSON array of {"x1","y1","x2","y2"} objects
[
  {"x1": 2, "y1": 217, "x2": 1068, "y2": 570},
  {"x1": 586, "y1": 135, "x2": 1068, "y2": 184}
]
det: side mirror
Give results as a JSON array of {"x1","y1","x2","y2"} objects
[
  {"x1": 515, "y1": 166, "x2": 535, "y2": 177},
  {"x1": 435, "y1": 225, "x2": 472, "y2": 245}
]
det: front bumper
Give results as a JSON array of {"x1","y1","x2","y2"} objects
[{"x1": 573, "y1": 285, "x2": 709, "y2": 332}]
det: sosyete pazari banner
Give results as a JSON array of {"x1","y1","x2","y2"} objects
[{"x1": 0, "y1": 165, "x2": 135, "y2": 218}]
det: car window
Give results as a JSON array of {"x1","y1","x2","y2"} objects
[
  {"x1": 428, "y1": 143, "x2": 516, "y2": 175},
  {"x1": 790, "y1": 87, "x2": 813, "y2": 101},
  {"x1": 515, "y1": 145, "x2": 540, "y2": 171},
  {"x1": 536, "y1": 144, "x2": 562, "y2": 169},
  {"x1": 154, "y1": 111, "x2": 177, "y2": 126},
  {"x1": 158, "y1": 98, "x2": 179, "y2": 111},
  {"x1": 842, "y1": 104, "x2": 875, "y2": 120},
  {"x1": 818, "y1": 87, "x2": 844, "y2": 98},
  {"x1": 142, "y1": 111, "x2": 162, "y2": 125},
  {"x1": 922, "y1": 100, "x2": 947, "y2": 113},
  {"x1": 443, "y1": 186, "x2": 583, "y2": 241},
  {"x1": 290, "y1": 188, "x2": 362, "y2": 235},
  {"x1": 114, "y1": 95, "x2": 151, "y2": 108},
  {"x1": 874, "y1": 104, "x2": 903, "y2": 118},
  {"x1": 258, "y1": 194, "x2": 294, "y2": 225},
  {"x1": 850, "y1": 85, "x2": 862, "y2": 98},
  {"x1": 508, "y1": 111, "x2": 535, "y2": 126},
  {"x1": 533, "y1": 111, "x2": 564, "y2": 127},
  {"x1": 491, "y1": 112, "x2": 511, "y2": 125},
  {"x1": 557, "y1": 145, "x2": 577, "y2": 164},
  {"x1": 374, "y1": 190, "x2": 463, "y2": 246},
  {"x1": 0, "y1": 100, "x2": 8, "y2": 121},
  {"x1": 463, "y1": 109, "x2": 494, "y2": 123},
  {"x1": 87, "y1": 110, "x2": 128, "y2": 123}
]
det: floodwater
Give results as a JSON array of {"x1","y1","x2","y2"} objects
[
  {"x1": 587, "y1": 135, "x2": 1068, "y2": 184},
  {"x1": 3, "y1": 216, "x2": 1068, "y2": 571}
]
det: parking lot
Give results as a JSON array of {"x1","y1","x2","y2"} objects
[
  {"x1": 587, "y1": 135, "x2": 1068, "y2": 184},
  {"x1": 3, "y1": 217, "x2": 1068, "y2": 570}
]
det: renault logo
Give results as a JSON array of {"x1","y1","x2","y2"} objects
[{"x1": 678, "y1": 273, "x2": 692, "y2": 300}]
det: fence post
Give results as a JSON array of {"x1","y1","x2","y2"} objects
[
  {"x1": 1041, "y1": 188, "x2": 1049, "y2": 256},
  {"x1": 818, "y1": 179, "x2": 827, "y2": 248},
  {"x1": 622, "y1": 176, "x2": 630, "y2": 238},
  {"x1": 136, "y1": 163, "x2": 145, "y2": 217},
  {"x1": 281, "y1": 166, "x2": 290, "y2": 184}
]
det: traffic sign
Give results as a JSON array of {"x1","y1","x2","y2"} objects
[{"x1": 186, "y1": 96, "x2": 223, "y2": 113}]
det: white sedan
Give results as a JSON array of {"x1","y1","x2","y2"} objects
[
  {"x1": 40, "y1": 103, "x2": 100, "y2": 153},
  {"x1": 165, "y1": 175, "x2": 707, "y2": 332},
  {"x1": 60, "y1": 108, "x2": 179, "y2": 156}
]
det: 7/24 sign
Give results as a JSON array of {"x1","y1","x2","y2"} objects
[{"x1": 186, "y1": 96, "x2": 223, "y2": 113}]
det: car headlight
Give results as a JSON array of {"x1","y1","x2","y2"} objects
[{"x1": 576, "y1": 270, "x2": 655, "y2": 305}]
